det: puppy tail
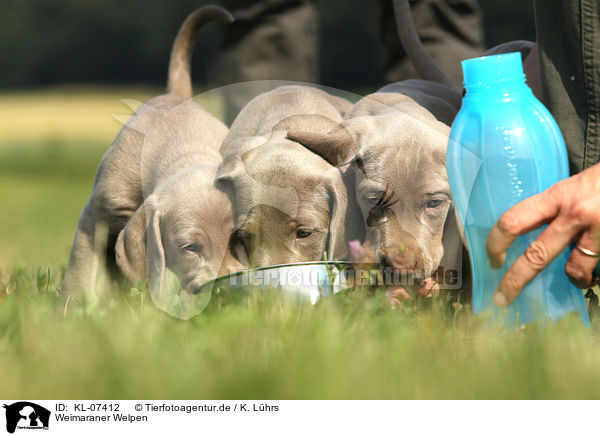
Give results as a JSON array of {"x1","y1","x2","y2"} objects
[
  {"x1": 167, "y1": 5, "x2": 234, "y2": 98},
  {"x1": 392, "y1": 0, "x2": 455, "y2": 88}
]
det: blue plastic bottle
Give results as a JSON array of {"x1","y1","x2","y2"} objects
[{"x1": 447, "y1": 52, "x2": 590, "y2": 327}]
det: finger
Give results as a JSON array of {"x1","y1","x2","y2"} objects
[
  {"x1": 487, "y1": 189, "x2": 560, "y2": 269},
  {"x1": 565, "y1": 227, "x2": 600, "y2": 288},
  {"x1": 493, "y1": 217, "x2": 578, "y2": 307}
]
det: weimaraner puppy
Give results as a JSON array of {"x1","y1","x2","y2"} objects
[
  {"x1": 288, "y1": 90, "x2": 459, "y2": 296},
  {"x1": 63, "y1": 5, "x2": 238, "y2": 298},
  {"x1": 286, "y1": 0, "x2": 467, "y2": 298},
  {"x1": 216, "y1": 85, "x2": 364, "y2": 268}
]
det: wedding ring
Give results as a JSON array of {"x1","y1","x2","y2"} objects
[{"x1": 576, "y1": 244, "x2": 600, "y2": 258}]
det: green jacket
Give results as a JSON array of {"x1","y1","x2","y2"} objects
[{"x1": 534, "y1": 0, "x2": 600, "y2": 173}]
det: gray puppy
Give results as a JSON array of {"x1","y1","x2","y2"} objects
[
  {"x1": 63, "y1": 6, "x2": 237, "y2": 297},
  {"x1": 216, "y1": 85, "x2": 363, "y2": 267},
  {"x1": 288, "y1": 90, "x2": 457, "y2": 285},
  {"x1": 290, "y1": 1, "x2": 532, "y2": 296},
  {"x1": 287, "y1": 0, "x2": 465, "y2": 293}
]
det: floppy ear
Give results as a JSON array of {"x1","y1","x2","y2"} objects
[
  {"x1": 115, "y1": 205, "x2": 148, "y2": 282},
  {"x1": 145, "y1": 208, "x2": 166, "y2": 297},
  {"x1": 215, "y1": 157, "x2": 244, "y2": 216},
  {"x1": 115, "y1": 202, "x2": 165, "y2": 293},
  {"x1": 215, "y1": 155, "x2": 242, "y2": 186},
  {"x1": 323, "y1": 171, "x2": 349, "y2": 260},
  {"x1": 287, "y1": 123, "x2": 358, "y2": 166},
  {"x1": 271, "y1": 113, "x2": 340, "y2": 135}
]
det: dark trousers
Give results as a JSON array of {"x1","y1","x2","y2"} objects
[{"x1": 218, "y1": 0, "x2": 484, "y2": 123}]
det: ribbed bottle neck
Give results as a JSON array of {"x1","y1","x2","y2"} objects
[
  {"x1": 461, "y1": 52, "x2": 527, "y2": 98},
  {"x1": 464, "y1": 77, "x2": 530, "y2": 98}
]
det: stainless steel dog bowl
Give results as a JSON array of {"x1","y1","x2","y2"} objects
[
  {"x1": 202, "y1": 261, "x2": 352, "y2": 301},
  {"x1": 155, "y1": 261, "x2": 353, "y2": 320}
]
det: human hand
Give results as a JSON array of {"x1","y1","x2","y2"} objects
[{"x1": 486, "y1": 162, "x2": 600, "y2": 308}]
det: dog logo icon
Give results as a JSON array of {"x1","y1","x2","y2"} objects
[{"x1": 3, "y1": 402, "x2": 50, "y2": 434}]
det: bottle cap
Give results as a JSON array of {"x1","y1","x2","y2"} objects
[{"x1": 462, "y1": 52, "x2": 525, "y2": 88}]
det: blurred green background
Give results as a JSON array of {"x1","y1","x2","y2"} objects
[{"x1": 0, "y1": 0, "x2": 535, "y2": 90}]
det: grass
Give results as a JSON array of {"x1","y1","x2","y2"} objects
[
  {"x1": 0, "y1": 85, "x2": 223, "y2": 148},
  {"x1": 2, "y1": 272, "x2": 600, "y2": 399},
  {"x1": 1, "y1": 87, "x2": 600, "y2": 399}
]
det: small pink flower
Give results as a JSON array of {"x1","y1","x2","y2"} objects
[{"x1": 348, "y1": 240, "x2": 366, "y2": 262}]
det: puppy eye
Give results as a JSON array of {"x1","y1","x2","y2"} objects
[
  {"x1": 366, "y1": 185, "x2": 398, "y2": 209},
  {"x1": 366, "y1": 194, "x2": 383, "y2": 206},
  {"x1": 182, "y1": 243, "x2": 202, "y2": 253},
  {"x1": 426, "y1": 198, "x2": 444, "y2": 209},
  {"x1": 296, "y1": 228, "x2": 313, "y2": 239}
]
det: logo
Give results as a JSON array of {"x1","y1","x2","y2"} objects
[{"x1": 3, "y1": 402, "x2": 50, "y2": 434}]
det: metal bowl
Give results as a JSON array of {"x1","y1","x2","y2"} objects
[
  {"x1": 198, "y1": 261, "x2": 353, "y2": 303},
  {"x1": 155, "y1": 261, "x2": 354, "y2": 320}
]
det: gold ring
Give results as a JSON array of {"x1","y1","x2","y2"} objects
[{"x1": 576, "y1": 244, "x2": 600, "y2": 258}]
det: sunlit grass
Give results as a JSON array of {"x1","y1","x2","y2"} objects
[
  {"x1": 0, "y1": 85, "x2": 224, "y2": 147},
  {"x1": 0, "y1": 270, "x2": 599, "y2": 399}
]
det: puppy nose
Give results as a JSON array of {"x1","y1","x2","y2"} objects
[{"x1": 382, "y1": 251, "x2": 423, "y2": 274}]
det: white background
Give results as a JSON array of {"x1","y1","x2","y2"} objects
[{"x1": 1, "y1": 400, "x2": 597, "y2": 436}]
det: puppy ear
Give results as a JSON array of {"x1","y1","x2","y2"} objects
[
  {"x1": 115, "y1": 202, "x2": 165, "y2": 294},
  {"x1": 145, "y1": 208, "x2": 166, "y2": 297},
  {"x1": 115, "y1": 205, "x2": 148, "y2": 282},
  {"x1": 215, "y1": 155, "x2": 242, "y2": 185},
  {"x1": 323, "y1": 170, "x2": 349, "y2": 260},
  {"x1": 271, "y1": 113, "x2": 340, "y2": 135},
  {"x1": 287, "y1": 123, "x2": 358, "y2": 166}
]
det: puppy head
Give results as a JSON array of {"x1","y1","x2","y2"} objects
[
  {"x1": 115, "y1": 166, "x2": 239, "y2": 299},
  {"x1": 289, "y1": 110, "x2": 452, "y2": 280},
  {"x1": 216, "y1": 140, "x2": 349, "y2": 267}
]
